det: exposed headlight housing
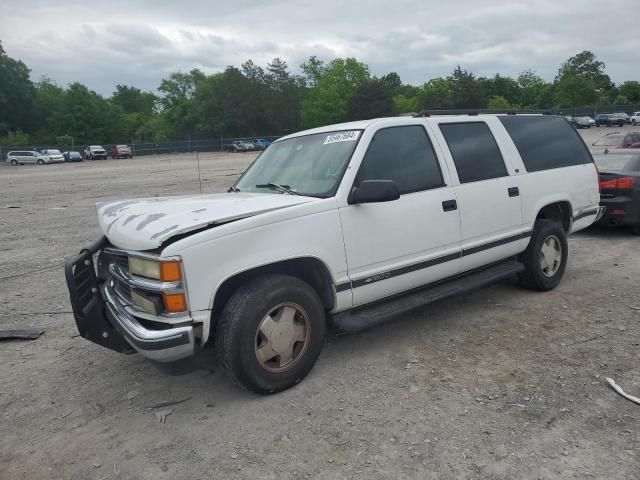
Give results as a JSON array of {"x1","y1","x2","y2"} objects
[{"x1": 128, "y1": 257, "x2": 183, "y2": 282}]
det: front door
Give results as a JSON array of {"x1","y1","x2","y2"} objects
[{"x1": 339, "y1": 124, "x2": 461, "y2": 306}]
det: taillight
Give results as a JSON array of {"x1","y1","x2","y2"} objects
[
  {"x1": 617, "y1": 176, "x2": 636, "y2": 190},
  {"x1": 599, "y1": 176, "x2": 636, "y2": 191}
]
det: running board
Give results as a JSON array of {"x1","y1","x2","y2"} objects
[{"x1": 332, "y1": 260, "x2": 524, "y2": 333}]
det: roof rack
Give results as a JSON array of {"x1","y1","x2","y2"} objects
[{"x1": 413, "y1": 109, "x2": 553, "y2": 118}]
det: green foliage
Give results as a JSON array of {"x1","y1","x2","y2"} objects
[
  {"x1": 347, "y1": 79, "x2": 395, "y2": 120},
  {"x1": 393, "y1": 95, "x2": 419, "y2": 114},
  {"x1": 450, "y1": 66, "x2": 484, "y2": 109},
  {"x1": 0, "y1": 46, "x2": 34, "y2": 135},
  {"x1": 1, "y1": 43, "x2": 639, "y2": 147},
  {"x1": 301, "y1": 58, "x2": 370, "y2": 128},
  {"x1": 487, "y1": 96, "x2": 513, "y2": 110},
  {"x1": 618, "y1": 81, "x2": 640, "y2": 103},
  {"x1": 0, "y1": 130, "x2": 30, "y2": 146},
  {"x1": 418, "y1": 78, "x2": 452, "y2": 109}
]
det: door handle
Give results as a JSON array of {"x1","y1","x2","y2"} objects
[
  {"x1": 508, "y1": 187, "x2": 519, "y2": 197},
  {"x1": 442, "y1": 199, "x2": 457, "y2": 212}
]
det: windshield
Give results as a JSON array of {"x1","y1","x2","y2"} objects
[
  {"x1": 593, "y1": 153, "x2": 639, "y2": 172},
  {"x1": 594, "y1": 134, "x2": 625, "y2": 146},
  {"x1": 234, "y1": 130, "x2": 362, "y2": 197}
]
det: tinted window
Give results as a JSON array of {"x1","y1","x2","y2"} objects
[
  {"x1": 355, "y1": 125, "x2": 444, "y2": 194},
  {"x1": 439, "y1": 122, "x2": 508, "y2": 183},
  {"x1": 500, "y1": 116, "x2": 593, "y2": 171}
]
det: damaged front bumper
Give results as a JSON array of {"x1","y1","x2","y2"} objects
[{"x1": 64, "y1": 237, "x2": 195, "y2": 362}]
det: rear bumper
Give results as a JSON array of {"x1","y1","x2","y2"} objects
[
  {"x1": 64, "y1": 237, "x2": 195, "y2": 362},
  {"x1": 598, "y1": 198, "x2": 640, "y2": 227}
]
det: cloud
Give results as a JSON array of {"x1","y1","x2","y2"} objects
[{"x1": 0, "y1": 0, "x2": 636, "y2": 95}]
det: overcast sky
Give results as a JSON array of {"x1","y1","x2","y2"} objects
[{"x1": 1, "y1": 0, "x2": 637, "y2": 96}]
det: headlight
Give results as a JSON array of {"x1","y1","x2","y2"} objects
[{"x1": 128, "y1": 257, "x2": 183, "y2": 282}]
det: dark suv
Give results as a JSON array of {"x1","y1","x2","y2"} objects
[{"x1": 599, "y1": 113, "x2": 631, "y2": 127}]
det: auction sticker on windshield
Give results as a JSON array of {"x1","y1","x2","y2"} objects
[{"x1": 324, "y1": 131, "x2": 360, "y2": 145}]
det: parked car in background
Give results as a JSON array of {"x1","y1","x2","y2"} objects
[
  {"x1": 110, "y1": 145, "x2": 133, "y2": 159},
  {"x1": 6, "y1": 150, "x2": 53, "y2": 165},
  {"x1": 631, "y1": 112, "x2": 640, "y2": 126},
  {"x1": 84, "y1": 145, "x2": 108, "y2": 160},
  {"x1": 599, "y1": 113, "x2": 630, "y2": 127},
  {"x1": 587, "y1": 117, "x2": 596, "y2": 127},
  {"x1": 591, "y1": 132, "x2": 640, "y2": 154},
  {"x1": 41, "y1": 149, "x2": 65, "y2": 163},
  {"x1": 65, "y1": 113, "x2": 602, "y2": 393},
  {"x1": 253, "y1": 139, "x2": 272, "y2": 150},
  {"x1": 241, "y1": 141, "x2": 256, "y2": 151},
  {"x1": 63, "y1": 151, "x2": 83, "y2": 162},
  {"x1": 570, "y1": 117, "x2": 592, "y2": 129},
  {"x1": 229, "y1": 141, "x2": 250, "y2": 152},
  {"x1": 593, "y1": 151, "x2": 640, "y2": 235}
]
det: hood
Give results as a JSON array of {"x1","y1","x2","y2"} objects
[{"x1": 97, "y1": 192, "x2": 316, "y2": 251}]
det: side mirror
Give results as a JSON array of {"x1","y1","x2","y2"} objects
[{"x1": 348, "y1": 180, "x2": 400, "y2": 205}]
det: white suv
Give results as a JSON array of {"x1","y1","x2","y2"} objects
[
  {"x1": 631, "y1": 112, "x2": 640, "y2": 126},
  {"x1": 65, "y1": 114, "x2": 603, "y2": 393}
]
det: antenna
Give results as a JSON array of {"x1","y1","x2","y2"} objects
[{"x1": 196, "y1": 150, "x2": 203, "y2": 194}]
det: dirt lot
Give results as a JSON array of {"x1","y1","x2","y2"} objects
[{"x1": 1, "y1": 126, "x2": 639, "y2": 479}]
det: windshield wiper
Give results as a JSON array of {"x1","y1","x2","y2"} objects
[
  {"x1": 255, "y1": 183, "x2": 301, "y2": 195},
  {"x1": 228, "y1": 186, "x2": 240, "y2": 192}
]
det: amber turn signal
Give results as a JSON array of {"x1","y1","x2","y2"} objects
[
  {"x1": 160, "y1": 261, "x2": 183, "y2": 282},
  {"x1": 163, "y1": 293, "x2": 188, "y2": 313}
]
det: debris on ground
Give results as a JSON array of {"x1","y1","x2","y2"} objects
[
  {"x1": 0, "y1": 329, "x2": 43, "y2": 340},
  {"x1": 126, "y1": 390, "x2": 139, "y2": 401},
  {"x1": 146, "y1": 396, "x2": 191, "y2": 409},
  {"x1": 154, "y1": 408, "x2": 174, "y2": 424},
  {"x1": 606, "y1": 378, "x2": 640, "y2": 406}
]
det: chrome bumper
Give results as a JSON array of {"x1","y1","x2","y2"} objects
[{"x1": 102, "y1": 282, "x2": 195, "y2": 362}]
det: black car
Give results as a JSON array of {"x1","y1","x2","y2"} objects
[
  {"x1": 570, "y1": 116, "x2": 592, "y2": 129},
  {"x1": 593, "y1": 151, "x2": 640, "y2": 234},
  {"x1": 63, "y1": 151, "x2": 83, "y2": 162},
  {"x1": 599, "y1": 113, "x2": 631, "y2": 127}
]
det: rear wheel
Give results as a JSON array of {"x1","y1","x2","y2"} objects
[
  {"x1": 518, "y1": 220, "x2": 568, "y2": 291},
  {"x1": 215, "y1": 274, "x2": 326, "y2": 394},
  {"x1": 631, "y1": 225, "x2": 640, "y2": 236}
]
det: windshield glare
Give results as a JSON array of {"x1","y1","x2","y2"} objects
[{"x1": 234, "y1": 130, "x2": 361, "y2": 197}]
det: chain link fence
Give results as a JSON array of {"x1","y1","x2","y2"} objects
[
  {"x1": 2, "y1": 104, "x2": 639, "y2": 161},
  {"x1": 0, "y1": 135, "x2": 282, "y2": 161}
]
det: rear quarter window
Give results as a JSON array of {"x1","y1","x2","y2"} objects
[{"x1": 499, "y1": 116, "x2": 593, "y2": 172}]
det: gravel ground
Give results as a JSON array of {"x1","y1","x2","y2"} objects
[{"x1": 1, "y1": 126, "x2": 639, "y2": 479}]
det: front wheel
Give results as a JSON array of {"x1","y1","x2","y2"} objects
[
  {"x1": 10, "y1": 159, "x2": 18, "y2": 166},
  {"x1": 215, "y1": 274, "x2": 326, "y2": 394},
  {"x1": 518, "y1": 220, "x2": 568, "y2": 291},
  {"x1": 37, "y1": 159, "x2": 44, "y2": 165}
]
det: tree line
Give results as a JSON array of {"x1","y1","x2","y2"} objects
[{"x1": 1, "y1": 42, "x2": 639, "y2": 147}]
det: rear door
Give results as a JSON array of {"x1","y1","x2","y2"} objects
[
  {"x1": 433, "y1": 119, "x2": 525, "y2": 273},
  {"x1": 339, "y1": 123, "x2": 461, "y2": 306},
  {"x1": 25, "y1": 152, "x2": 36, "y2": 164}
]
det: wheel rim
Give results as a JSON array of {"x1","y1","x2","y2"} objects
[
  {"x1": 254, "y1": 302, "x2": 310, "y2": 373},
  {"x1": 540, "y1": 235, "x2": 562, "y2": 278}
]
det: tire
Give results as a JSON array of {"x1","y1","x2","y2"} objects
[
  {"x1": 631, "y1": 225, "x2": 640, "y2": 236},
  {"x1": 10, "y1": 159, "x2": 18, "y2": 166},
  {"x1": 37, "y1": 159, "x2": 44, "y2": 165},
  {"x1": 633, "y1": 120, "x2": 637, "y2": 126},
  {"x1": 518, "y1": 219, "x2": 568, "y2": 291},
  {"x1": 215, "y1": 274, "x2": 326, "y2": 394}
]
